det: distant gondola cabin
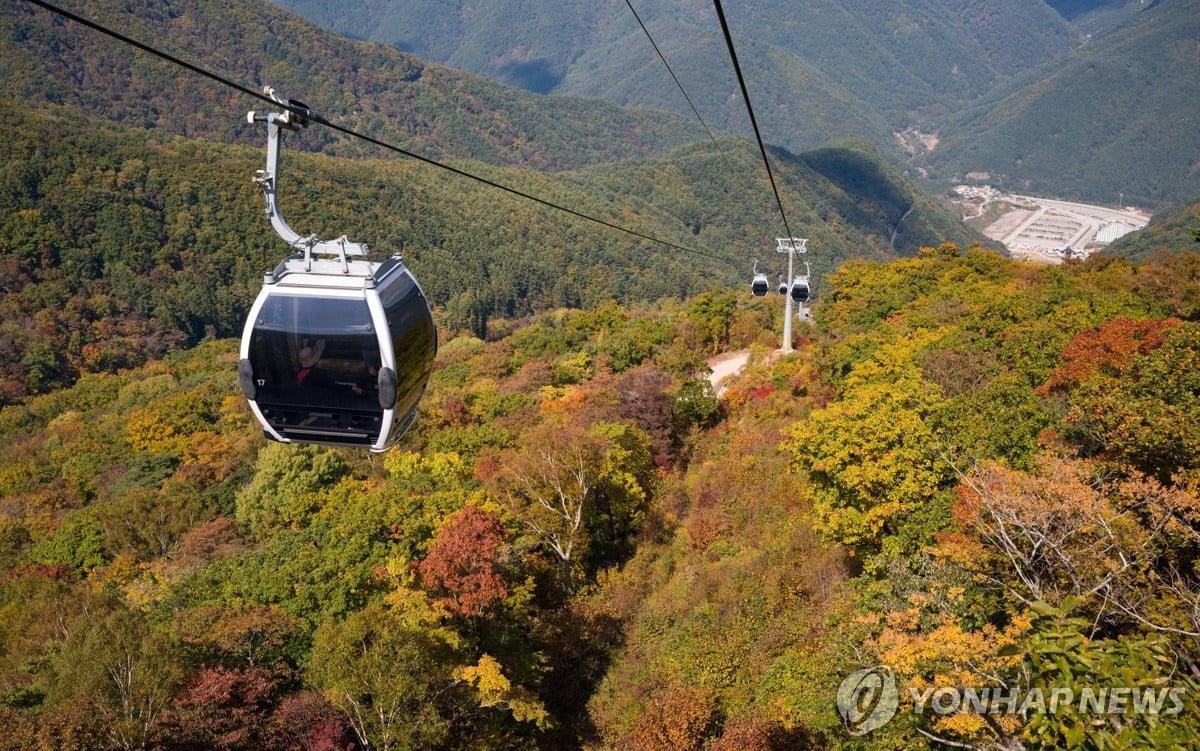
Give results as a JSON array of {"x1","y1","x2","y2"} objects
[{"x1": 790, "y1": 276, "x2": 810, "y2": 303}]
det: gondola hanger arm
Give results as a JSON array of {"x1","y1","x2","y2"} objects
[{"x1": 248, "y1": 87, "x2": 369, "y2": 272}]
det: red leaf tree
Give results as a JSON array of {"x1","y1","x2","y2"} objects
[
  {"x1": 1038, "y1": 316, "x2": 1181, "y2": 394},
  {"x1": 415, "y1": 505, "x2": 510, "y2": 618},
  {"x1": 154, "y1": 666, "x2": 280, "y2": 751}
]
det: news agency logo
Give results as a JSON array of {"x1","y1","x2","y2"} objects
[
  {"x1": 908, "y1": 685, "x2": 1185, "y2": 718},
  {"x1": 835, "y1": 665, "x2": 1187, "y2": 736},
  {"x1": 836, "y1": 666, "x2": 899, "y2": 736}
]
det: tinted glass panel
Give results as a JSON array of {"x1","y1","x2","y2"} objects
[
  {"x1": 379, "y1": 272, "x2": 437, "y2": 422},
  {"x1": 255, "y1": 294, "x2": 374, "y2": 335},
  {"x1": 247, "y1": 294, "x2": 386, "y2": 445}
]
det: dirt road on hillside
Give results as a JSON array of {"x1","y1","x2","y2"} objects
[{"x1": 707, "y1": 349, "x2": 750, "y2": 396}]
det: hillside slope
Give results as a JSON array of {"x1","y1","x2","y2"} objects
[
  {"x1": 3, "y1": 248, "x2": 1199, "y2": 749},
  {"x1": 1106, "y1": 199, "x2": 1200, "y2": 261},
  {"x1": 272, "y1": 0, "x2": 1079, "y2": 156},
  {"x1": 589, "y1": 246, "x2": 1200, "y2": 749},
  {"x1": 1, "y1": 0, "x2": 703, "y2": 170},
  {"x1": 922, "y1": 0, "x2": 1200, "y2": 208},
  {"x1": 0, "y1": 102, "x2": 982, "y2": 402}
]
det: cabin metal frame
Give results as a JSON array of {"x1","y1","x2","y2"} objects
[{"x1": 750, "y1": 258, "x2": 770, "y2": 296}]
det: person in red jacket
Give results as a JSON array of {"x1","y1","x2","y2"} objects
[{"x1": 296, "y1": 341, "x2": 333, "y2": 387}]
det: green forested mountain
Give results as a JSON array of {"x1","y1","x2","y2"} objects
[
  {"x1": 13, "y1": 0, "x2": 1194, "y2": 208},
  {"x1": 274, "y1": 0, "x2": 1200, "y2": 208},
  {"x1": 1, "y1": 0, "x2": 704, "y2": 170},
  {"x1": 0, "y1": 101, "x2": 981, "y2": 403},
  {"x1": 922, "y1": 0, "x2": 1200, "y2": 208},
  {"x1": 271, "y1": 0, "x2": 1079, "y2": 156},
  {"x1": 1106, "y1": 199, "x2": 1200, "y2": 261}
]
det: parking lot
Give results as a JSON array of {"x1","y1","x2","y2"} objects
[{"x1": 982, "y1": 195, "x2": 1149, "y2": 262}]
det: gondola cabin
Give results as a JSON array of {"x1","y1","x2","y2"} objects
[
  {"x1": 239, "y1": 255, "x2": 436, "y2": 452},
  {"x1": 751, "y1": 273, "x2": 770, "y2": 296},
  {"x1": 238, "y1": 89, "x2": 436, "y2": 452},
  {"x1": 790, "y1": 276, "x2": 810, "y2": 303}
]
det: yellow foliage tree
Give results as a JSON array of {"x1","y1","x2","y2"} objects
[
  {"x1": 454, "y1": 654, "x2": 551, "y2": 728},
  {"x1": 786, "y1": 330, "x2": 954, "y2": 548}
]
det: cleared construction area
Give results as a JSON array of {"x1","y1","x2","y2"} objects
[{"x1": 983, "y1": 195, "x2": 1149, "y2": 262}]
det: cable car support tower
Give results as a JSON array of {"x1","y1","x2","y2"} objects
[{"x1": 776, "y1": 237, "x2": 808, "y2": 354}]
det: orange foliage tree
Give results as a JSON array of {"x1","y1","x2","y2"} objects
[
  {"x1": 626, "y1": 685, "x2": 719, "y2": 751},
  {"x1": 415, "y1": 505, "x2": 510, "y2": 618},
  {"x1": 947, "y1": 453, "x2": 1200, "y2": 637},
  {"x1": 1038, "y1": 316, "x2": 1181, "y2": 394},
  {"x1": 1058, "y1": 322, "x2": 1200, "y2": 486}
]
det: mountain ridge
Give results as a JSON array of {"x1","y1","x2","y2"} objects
[
  {"x1": 1, "y1": 0, "x2": 706, "y2": 171},
  {"x1": 272, "y1": 0, "x2": 1199, "y2": 208},
  {"x1": 271, "y1": 0, "x2": 1080, "y2": 156}
]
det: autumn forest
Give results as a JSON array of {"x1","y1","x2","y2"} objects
[{"x1": 4, "y1": 241, "x2": 1200, "y2": 750}]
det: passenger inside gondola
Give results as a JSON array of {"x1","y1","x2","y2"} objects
[
  {"x1": 295, "y1": 340, "x2": 334, "y2": 388},
  {"x1": 352, "y1": 350, "x2": 381, "y2": 396}
]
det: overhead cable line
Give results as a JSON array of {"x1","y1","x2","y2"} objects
[
  {"x1": 710, "y1": 0, "x2": 796, "y2": 240},
  {"x1": 20, "y1": 0, "x2": 741, "y2": 265},
  {"x1": 622, "y1": 0, "x2": 756, "y2": 200}
]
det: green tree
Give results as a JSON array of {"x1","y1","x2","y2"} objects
[
  {"x1": 308, "y1": 595, "x2": 465, "y2": 751},
  {"x1": 684, "y1": 291, "x2": 739, "y2": 353},
  {"x1": 234, "y1": 443, "x2": 351, "y2": 539},
  {"x1": 1022, "y1": 601, "x2": 1200, "y2": 750},
  {"x1": 672, "y1": 379, "x2": 719, "y2": 431},
  {"x1": 588, "y1": 421, "x2": 655, "y2": 566},
  {"x1": 26, "y1": 509, "x2": 107, "y2": 575},
  {"x1": 47, "y1": 602, "x2": 184, "y2": 751}
]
